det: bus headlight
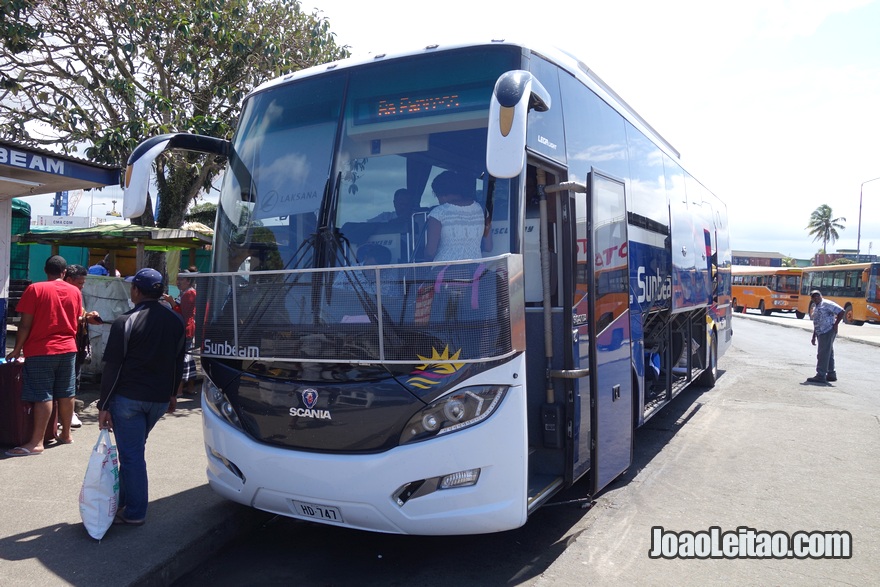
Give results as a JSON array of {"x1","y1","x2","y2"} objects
[
  {"x1": 400, "y1": 385, "x2": 507, "y2": 445},
  {"x1": 203, "y1": 373, "x2": 244, "y2": 431}
]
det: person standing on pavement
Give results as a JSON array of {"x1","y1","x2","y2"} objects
[
  {"x1": 63, "y1": 264, "x2": 104, "y2": 427},
  {"x1": 4, "y1": 255, "x2": 82, "y2": 456},
  {"x1": 162, "y1": 268, "x2": 198, "y2": 397},
  {"x1": 97, "y1": 268, "x2": 185, "y2": 525},
  {"x1": 807, "y1": 289, "x2": 845, "y2": 384}
]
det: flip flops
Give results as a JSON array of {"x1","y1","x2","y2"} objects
[{"x1": 5, "y1": 447, "x2": 43, "y2": 457}]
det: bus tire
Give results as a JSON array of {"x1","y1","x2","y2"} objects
[
  {"x1": 732, "y1": 298, "x2": 743, "y2": 313},
  {"x1": 795, "y1": 311, "x2": 805, "y2": 319},
  {"x1": 697, "y1": 331, "x2": 717, "y2": 388},
  {"x1": 843, "y1": 303, "x2": 863, "y2": 326},
  {"x1": 759, "y1": 300, "x2": 770, "y2": 316}
]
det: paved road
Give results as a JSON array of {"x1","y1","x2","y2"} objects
[{"x1": 535, "y1": 315, "x2": 879, "y2": 585}]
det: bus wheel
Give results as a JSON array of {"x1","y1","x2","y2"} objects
[
  {"x1": 844, "y1": 304, "x2": 865, "y2": 326},
  {"x1": 732, "y1": 298, "x2": 743, "y2": 313},
  {"x1": 697, "y1": 331, "x2": 717, "y2": 388},
  {"x1": 795, "y1": 311, "x2": 805, "y2": 319},
  {"x1": 759, "y1": 300, "x2": 771, "y2": 316}
]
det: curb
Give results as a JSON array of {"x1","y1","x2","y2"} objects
[
  {"x1": 735, "y1": 311, "x2": 880, "y2": 347},
  {"x1": 131, "y1": 506, "x2": 274, "y2": 587}
]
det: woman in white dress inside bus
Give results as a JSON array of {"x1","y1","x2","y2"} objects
[{"x1": 424, "y1": 170, "x2": 492, "y2": 262}]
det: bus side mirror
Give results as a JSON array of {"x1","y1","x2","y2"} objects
[
  {"x1": 123, "y1": 135, "x2": 174, "y2": 218},
  {"x1": 486, "y1": 70, "x2": 551, "y2": 179}
]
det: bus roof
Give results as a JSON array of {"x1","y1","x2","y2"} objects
[
  {"x1": 249, "y1": 39, "x2": 682, "y2": 162},
  {"x1": 732, "y1": 266, "x2": 803, "y2": 275},
  {"x1": 802, "y1": 262, "x2": 877, "y2": 272}
]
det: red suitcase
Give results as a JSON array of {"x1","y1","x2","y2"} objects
[{"x1": 0, "y1": 361, "x2": 59, "y2": 447}]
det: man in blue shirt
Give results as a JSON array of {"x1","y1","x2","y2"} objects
[
  {"x1": 87, "y1": 256, "x2": 109, "y2": 275},
  {"x1": 807, "y1": 289, "x2": 845, "y2": 384}
]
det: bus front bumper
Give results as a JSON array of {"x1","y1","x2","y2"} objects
[{"x1": 202, "y1": 384, "x2": 529, "y2": 535}]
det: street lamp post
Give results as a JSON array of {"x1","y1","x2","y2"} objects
[
  {"x1": 857, "y1": 176, "x2": 880, "y2": 259},
  {"x1": 86, "y1": 202, "x2": 106, "y2": 225}
]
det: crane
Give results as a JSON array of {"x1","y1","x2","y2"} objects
[{"x1": 67, "y1": 189, "x2": 84, "y2": 215}]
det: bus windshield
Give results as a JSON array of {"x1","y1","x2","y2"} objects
[
  {"x1": 775, "y1": 274, "x2": 800, "y2": 293},
  {"x1": 201, "y1": 47, "x2": 523, "y2": 366},
  {"x1": 215, "y1": 47, "x2": 521, "y2": 274}
]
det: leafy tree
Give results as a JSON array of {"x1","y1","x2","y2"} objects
[
  {"x1": 185, "y1": 201, "x2": 217, "y2": 230},
  {"x1": 806, "y1": 204, "x2": 846, "y2": 255},
  {"x1": 0, "y1": 0, "x2": 348, "y2": 231},
  {"x1": 0, "y1": 0, "x2": 41, "y2": 55}
]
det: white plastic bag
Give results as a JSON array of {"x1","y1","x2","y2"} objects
[{"x1": 79, "y1": 429, "x2": 119, "y2": 540}]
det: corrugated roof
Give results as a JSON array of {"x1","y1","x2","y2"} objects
[{"x1": 13, "y1": 222, "x2": 212, "y2": 251}]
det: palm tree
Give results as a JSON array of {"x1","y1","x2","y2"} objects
[{"x1": 806, "y1": 204, "x2": 846, "y2": 254}]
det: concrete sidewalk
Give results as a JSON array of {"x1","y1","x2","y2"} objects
[
  {"x1": 0, "y1": 381, "x2": 269, "y2": 587},
  {"x1": 2, "y1": 313, "x2": 878, "y2": 586}
]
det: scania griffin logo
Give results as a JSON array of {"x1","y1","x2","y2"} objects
[
  {"x1": 302, "y1": 388, "x2": 318, "y2": 408},
  {"x1": 290, "y1": 388, "x2": 331, "y2": 420}
]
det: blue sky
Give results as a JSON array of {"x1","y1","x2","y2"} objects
[{"x1": 28, "y1": 0, "x2": 880, "y2": 261}]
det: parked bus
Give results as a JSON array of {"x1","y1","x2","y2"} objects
[
  {"x1": 122, "y1": 40, "x2": 732, "y2": 535},
  {"x1": 798, "y1": 262, "x2": 880, "y2": 325},
  {"x1": 731, "y1": 266, "x2": 803, "y2": 317}
]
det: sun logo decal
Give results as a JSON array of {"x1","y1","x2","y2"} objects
[{"x1": 407, "y1": 346, "x2": 465, "y2": 389}]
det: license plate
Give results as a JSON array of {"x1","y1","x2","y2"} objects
[{"x1": 292, "y1": 500, "x2": 344, "y2": 523}]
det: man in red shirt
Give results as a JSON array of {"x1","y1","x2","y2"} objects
[
  {"x1": 5, "y1": 255, "x2": 82, "y2": 456},
  {"x1": 162, "y1": 269, "x2": 198, "y2": 396}
]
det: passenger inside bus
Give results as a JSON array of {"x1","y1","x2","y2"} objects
[
  {"x1": 367, "y1": 188, "x2": 420, "y2": 223},
  {"x1": 424, "y1": 170, "x2": 492, "y2": 262}
]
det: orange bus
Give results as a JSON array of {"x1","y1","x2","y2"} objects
[
  {"x1": 732, "y1": 266, "x2": 803, "y2": 317},
  {"x1": 797, "y1": 262, "x2": 880, "y2": 325}
]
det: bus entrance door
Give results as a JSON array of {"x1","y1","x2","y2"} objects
[{"x1": 585, "y1": 170, "x2": 633, "y2": 495}]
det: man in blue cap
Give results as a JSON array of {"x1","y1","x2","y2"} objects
[{"x1": 97, "y1": 268, "x2": 185, "y2": 526}]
